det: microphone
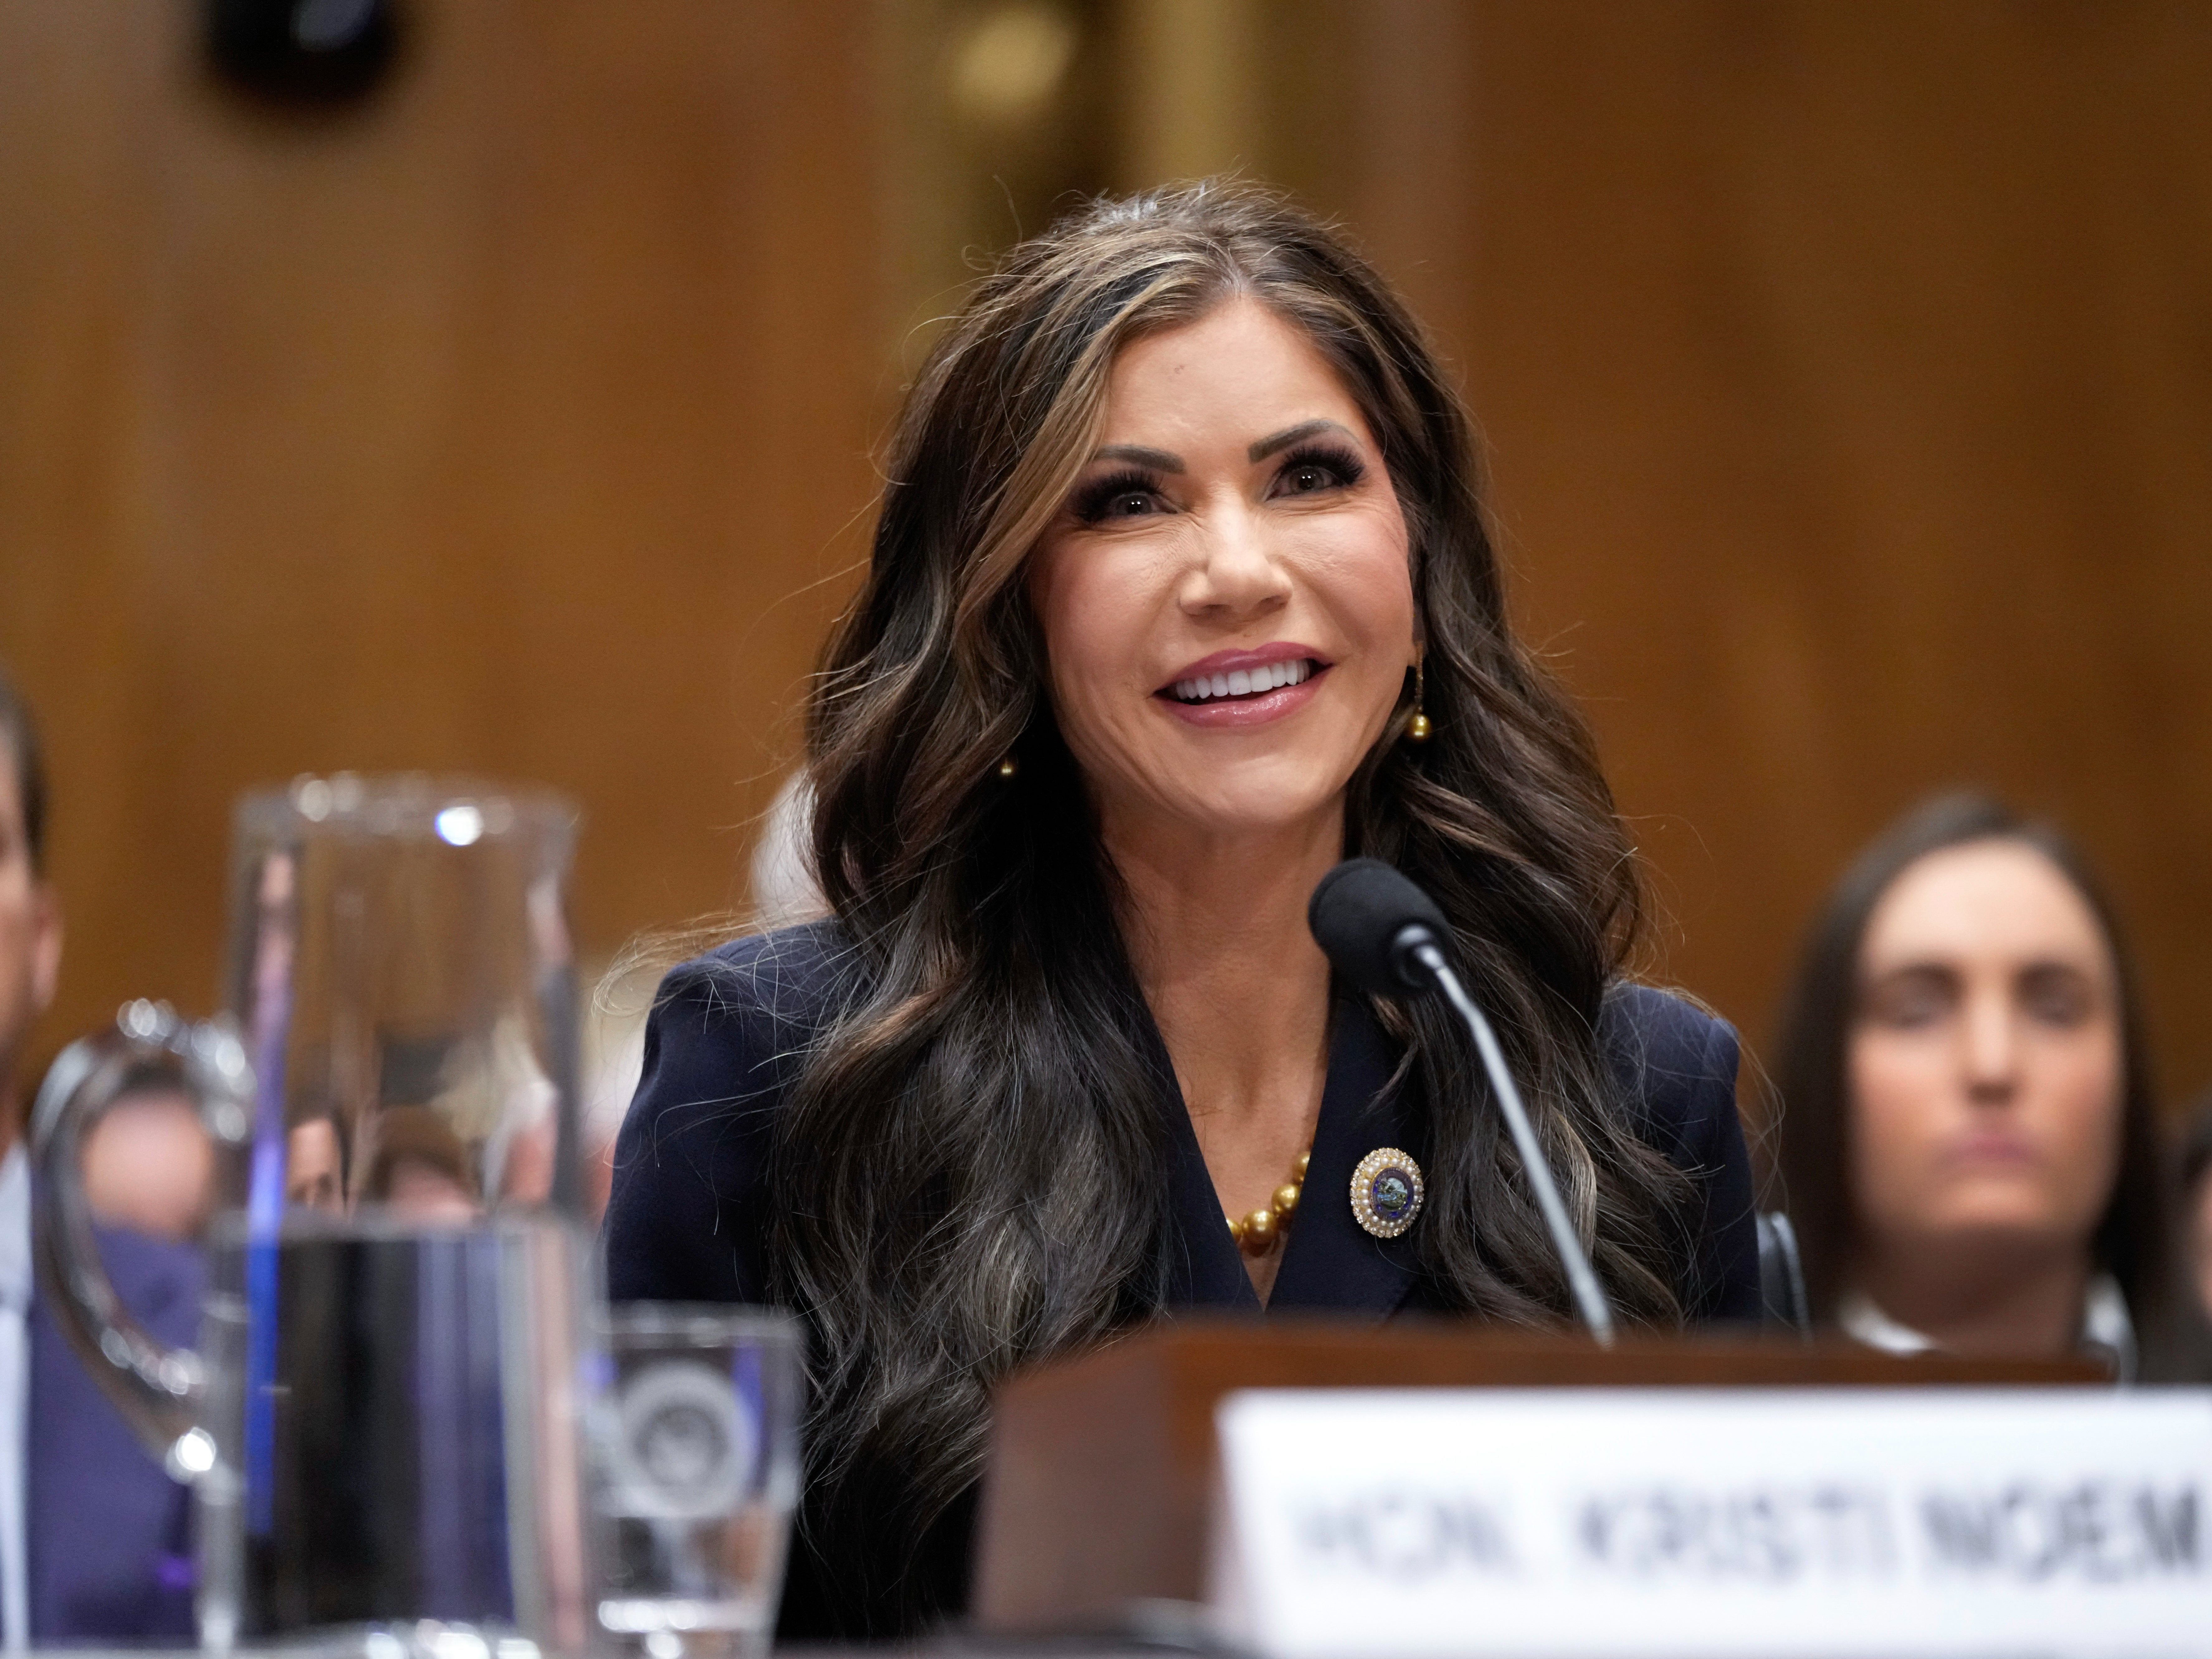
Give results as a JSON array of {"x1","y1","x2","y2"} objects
[{"x1": 1309, "y1": 859, "x2": 1618, "y2": 1346}]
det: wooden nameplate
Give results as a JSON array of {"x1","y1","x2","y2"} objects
[{"x1": 970, "y1": 1316, "x2": 2103, "y2": 1633}]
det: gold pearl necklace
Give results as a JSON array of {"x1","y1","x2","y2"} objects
[{"x1": 1227, "y1": 1148, "x2": 1311, "y2": 1257}]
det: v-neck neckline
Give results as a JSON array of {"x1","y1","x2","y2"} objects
[{"x1": 1142, "y1": 995, "x2": 1422, "y2": 1317}]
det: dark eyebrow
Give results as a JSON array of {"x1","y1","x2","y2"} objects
[
  {"x1": 1249, "y1": 418, "x2": 1355, "y2": 462},
  {"x1": 1872, "y1": 962, "x2": 1960, "y2": 985},
  {"x1": 1091, "y1": 443, "x2": 1184, "y2": 473},
  {"x1": 2017, "y1": 959, "x2": 2100, "y2": 986}
]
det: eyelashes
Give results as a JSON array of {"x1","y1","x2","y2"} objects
[
  {"x1": 1070, "y1": 468, "x2": 1165, "y2": 524},
  {"x1": 1273, "y1": 441, "x2": 1366, "y2": 493},
  {"x1": 1065, "y1": 442, "x2": 1369, "y2": 524}
]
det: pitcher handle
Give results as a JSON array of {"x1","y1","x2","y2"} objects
[{"x1": 27, "y1": 1000, "x2": 252, "y2": 1477}]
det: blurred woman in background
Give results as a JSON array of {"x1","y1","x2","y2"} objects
[
  {"x1": 1771, "y1": 793, "x2": 2169, "y2": 1377},
  {"x1": 2179, "y1": 1091, "x2": 2212, "y2": 1328}
]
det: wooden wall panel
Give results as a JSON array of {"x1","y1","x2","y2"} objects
[
  {"x1": 0, "y1": 2, "x2": 879, "y2": 1056},
  {"x1": 1338, "y1": 1, "x2": 2212, "y2": 1100},
  {"x1": 7, "y1": 0, "x2": 2209, "y2": 1123}
]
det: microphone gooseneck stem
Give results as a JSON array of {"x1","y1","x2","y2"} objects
[{"x1": 1413, "y1": 942, "x2": 1619, "y2": 1348}]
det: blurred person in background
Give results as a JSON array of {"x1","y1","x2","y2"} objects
[
  {"x1": 747, "y1": 770, "x2": 826, "y2": 932},
  {"x1": 0, "y1": 664, "x2": 198, "y2": 1642},
  {"x1": 362, "y1": 1105, "x2": 479, "y2": 1223},
  {"x1": 2180, "y1": 1091, "x2": 2212, "y2": 1328},
  {"x1": 80, "y1": 1073, "x2": 214, "y2": 1243},
  {"x1": 1771, "y1": 793, "x2": 2174, "y2": 1378}
]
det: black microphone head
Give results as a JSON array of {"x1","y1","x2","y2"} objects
[{"x1": 1308, "y1": 858, "x2": 1452, "y2": 996}]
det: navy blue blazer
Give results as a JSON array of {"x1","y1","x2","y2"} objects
[
  {"x1": 604, "y1": 921, "x2": 1759, "y2": 1636},
  {"x1": 28, "y1": 1224, "x2": 200, "y2": 1644}
]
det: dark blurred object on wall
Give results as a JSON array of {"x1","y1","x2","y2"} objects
[{"x1": 205, "y1": 0, "x2": 402, "y2": 106}]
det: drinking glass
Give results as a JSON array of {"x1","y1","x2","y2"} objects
[{"x1": 589, "y1": 1307, "x2": 803, "y2": 1658}]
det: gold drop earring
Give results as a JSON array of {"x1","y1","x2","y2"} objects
[
  {"x1": 995, "y1": 755, "x2": 1019, "y2": 780},
  {"x1": 1406, "y1": 658, "x2": 1433, "y2": 743}
]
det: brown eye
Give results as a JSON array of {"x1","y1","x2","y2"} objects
[
  {"x1": 1072, "y1": 468, "x2": 1170, "y2": 524},
  {"x1": 1270, "y1": 442, "x2": 1366, "y2": 499},
  {"x1": 1862, "y1": 967, "x2": 1956, "y2": 1030},
  {"x1": 2019, "y1": 965, "x2": 2095, "y2": 1028}
]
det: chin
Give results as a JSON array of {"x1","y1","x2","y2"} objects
[
  {"x1": 1917, "y1": 1207, "x2": 2083, "y2": 1260},
  {"x1": 1155, "y1": 769, "x2": 1347, "y2": 837}
]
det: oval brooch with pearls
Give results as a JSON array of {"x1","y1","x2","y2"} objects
[{"x1": 1350, "y1": 1147, "x2": 1425, "y2": 1238}]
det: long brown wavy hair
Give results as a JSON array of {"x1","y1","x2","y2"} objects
[{"x1": 770, "y1": 181, "x2": 1691, "y2": 1633}]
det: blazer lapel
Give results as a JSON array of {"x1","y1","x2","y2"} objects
[
  {"x1": 1142, "y1": 1011, "x2": 1263, "y2": 1313},
  {"x1": 1268, "y1": 997, "x2": 1422, "y2": 1316}
]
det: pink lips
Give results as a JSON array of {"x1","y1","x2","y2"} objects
[
  {"x1": 1157, "y1": 641, "x2": 1330, "y2": 730},
  {"x1": 1944, "y1": 1131, "x2": 2041, "y2": 1173}
]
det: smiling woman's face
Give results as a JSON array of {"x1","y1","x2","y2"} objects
[{"x1": 1026, "y1": 298, "x2": 1415, "y2": 845}]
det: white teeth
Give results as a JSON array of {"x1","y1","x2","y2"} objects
[{"x1": 1171, "y1": 658, "x2": 1313, "y2": 703}]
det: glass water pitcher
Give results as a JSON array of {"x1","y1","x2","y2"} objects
[{"x1": 31, "y1": 775, "x2": 595, "y2": 1654}]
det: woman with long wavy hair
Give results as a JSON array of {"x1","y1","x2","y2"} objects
[{"x1": 605, "y1": 181, "x2": 1758, "y2": 1641}]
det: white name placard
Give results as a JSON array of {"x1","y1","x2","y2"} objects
[{"x1": 1209, "y1": 1388, "x2": 2212, "y2": 1658}]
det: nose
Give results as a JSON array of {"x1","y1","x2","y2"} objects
[
  {"x1": 1961, "y1": 984, "x2": 2018, "y2": 1104},
  {"x1": 1178, "y1": 493, "x2": 1290, "y2": 621}
]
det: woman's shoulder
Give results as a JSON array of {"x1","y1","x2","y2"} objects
[
  {"x1": 631, "y1": 917, "x2": 857, "y2": 1136},
  {"x1": 1596, "y1": 982, "x2": 1742, "y2": 1170},
  {"x1": 658, "y1": 917, "x2": 857, "y2": 1031},
  {"x1": 603, "y1": 918, "x2": 856, "y2": 1303},
  {"x1": 1599, "y1": 982, "x2": 1737, "y2": 1088},
  {"x1": 1598, "y1": 981, "x2": 1760, "y2": 1322}
]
